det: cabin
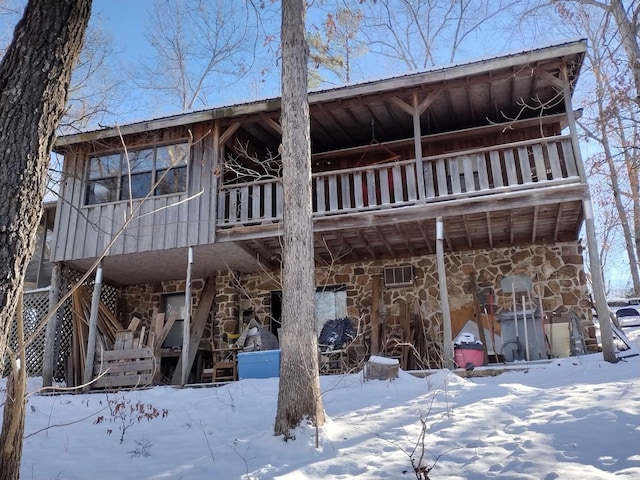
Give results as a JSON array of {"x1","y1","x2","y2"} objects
[{"x1": 44, "y1": 39, "x2": 601, "y2": 387}]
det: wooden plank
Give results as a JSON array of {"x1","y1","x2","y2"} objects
[
  {"x1": 93, "y1": 374, "x2": 154, "y2": 389},
  {"x1": 171, "y1": 277, "x2": 217, "y2": 385},
  {"x1": 532, "y1": 144, "x2": 547, "y2": 182},
  {"x1": 489, "y1": 150, "x2": 503, "y2": 188},
  {"x1": 379, "y1": 169, "x2": 391, "y2": 204},
  {"x1": 275, "y1": 182, "x2": 283, "y2": 218},
  {"x1": 217, "y1": 190, "x2": 227, "y2": 224},
  {"x1": 449, "y1": 158, "x2": 461, "y2": 194},
  {"x1": 114, "y1": 331, "x2": 134, "y2": 350},
  {"x1": 99, "y1": 347, "x2": 154, "y2": 361},
  {"x1": 240, "y1": 185, "x2": 249, "y2": 222},
  {"x1": 152, "y1": 197, "x2": 169, "y2": 251},
  {"x1": 156, "y1": 311, "x2": 178, "y2": 349},
  {"x1": 340, "y1": 173, "x2": 352, "y2": 209},
  {"x1": 154, "y1": 312, "x2": 165, "y2": 342},
  {"x1": 316, "y1": 177, "x2": 326, "y2": 213},
  {"x1": 263, "y1": 183, "x2": 273, "y2": 219},
  {"x1": 424, "y1": 161, "x2": 436, "y2": 198},
  {"x1": 518, "y1": 146, "x2": 532, "y2": 183},
  {"x1": 198, "y1": 133, "x2": 213, "y2": 245},
  {"x1": 164, "y1": 193, "x2": 179, "y2": 248},
  {"x1": 503, "y1": 149, "x2": 518, "y2": 186},
  {"x1": 547, "y1": 141, "x2": 563, "y2": 179},
  {"x1": 392, "y1": 165, "x2": 403, "y2": 203},
  {"x1": 228, "y1": 188, "x2": 238, "y2": 224},
  {"x1": 562, "y1": 138, "x2": 578, "y2": 177},
  {"x1": 476, "y1": 153, "x2": 490, "y2": 190},
  {"x1": 137, "y1": 326, "x2": 146, "y2": 348},
  {"x1": 127, "y1": 317, "x2": 142, "y2": 332},
  {"x1": 462, "y1": 155, "x2": 476, "y2": 193},
  {"x1": 94, "y1": 359, "x2": 154, "y2": 375},
  {"x1": 329, "y1": 174, "x2": 338, "y2": 211},
  {"x1": 252, "y1": 184, "x2": 261, "y2": 220},
  {"x1": 405, "y1": 163, "x2": 417, "y2": 201},
  {"x1": 354, "y1": 172, "x2": 364, "y2": 208},
  {"x1": 366, "y1": 170, "x2": 377, "y2": 205}
]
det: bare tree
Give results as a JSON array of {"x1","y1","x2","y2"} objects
[
  {"x1": 579, "y1": 24, "x2": 640, "y2": 294},
  {"x1": 553, "y1": 0, "x2": 639, "y2": 106},
  {"x1": 274, "y1": 0, "x2": 325, "y2": 439},
  {"x1": 137, "y1": 0, "x2": 262, "y2": 111},
  {"x1": 0, "y1": 1, "x2": 91, "y2": 477},
  {"x1": 308, "y1": 6, "x2": 366, "y2": 85},
  {"x1": 358, "y1": 0, "x2": 518, "y2": 71}
]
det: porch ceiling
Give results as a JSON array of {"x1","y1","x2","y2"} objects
[
  {"x1": 63, "y1": 242, "x2": 264, "y2": 287},
  {"x1": 231, "y1": 41, "x2": 585, "y2": 156},
  {"x1": 224, "y1": 194, "x2": 585, "y2": 269}
]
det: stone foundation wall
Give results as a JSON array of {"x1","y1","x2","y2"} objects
[
  {"x1": 121, "y1": 241, "x2": 589, "y2": 355},
  {"x1": 218, "y1": 241, "x2": 589, "y2": 345}
]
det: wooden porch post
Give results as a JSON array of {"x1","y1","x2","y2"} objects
[
  {"x1": 412, "y1": 93, "x2": 426, "y2": 201},
  {"x1": 83, "y1": 262, "x2": 103, "y2": 390},
  {"x1": 42, "y1": 262, "x2": 61, "y2": 387},
  {"x1": 436, "y1": 217, "x2": 454, "y2": 369},
  {"x1": 561, "y1": 66, "x2": 617, "y2": 363},
  {"x1": 181, "y1": 246, "x2": 194, "y2": 385}
]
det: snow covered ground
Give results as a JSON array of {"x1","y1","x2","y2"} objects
[{"x1": 2, "y1": 327, "x2": 639, "y2": 480}]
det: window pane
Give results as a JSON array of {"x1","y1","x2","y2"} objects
[
  {"x1": 156, "y1": 143, "x2": 189, "y2": 169},
  {"x1": 155, "y1": 166, "x2": 187, "y2": 195},
  {"x1": 127, "y1": 148, "x2": 154, "y2": 173},
  {"x1": 86, "y1": 178, "x2": 118, "y2": 204},
  {"x1": 120, "y1": 172, "x2": 152, "y2": 200},
  {"x1": 88, "y1": 154, "x2": 120, "y2": 179}
]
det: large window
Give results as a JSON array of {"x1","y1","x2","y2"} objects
[{"x1": 85, "y1": 143, "x2": 189, "y2": 205}]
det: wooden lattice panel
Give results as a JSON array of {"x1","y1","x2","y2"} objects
[{"x1": 3, "y1": 288, "x2": 50, "y2": 377}]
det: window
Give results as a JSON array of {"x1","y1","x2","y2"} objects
[
  {"x1": 85, "y1": 143, "x2": 189, "y2": 205},
  {"x1": 384, "y1": 265, "x2": 414, "y2": 287}
]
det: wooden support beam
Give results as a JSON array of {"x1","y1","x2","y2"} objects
[
  {"x1": 509, "y1": 210, "x2": 515, "y2": 244},
  {"x1": 259, "y1": 114, "x2": 282, "y2": 135},
  {"x1": 486, "y1": 212, "x2": 494, "y2": 248},
  {"x1": 219, "y1": 122, "x2": 241, "y2": 145},
  {"x1": 172, "y1": 275, "x2": 217, "y2": 385},
  {"x1": 181, "y1": 247, "x2": 194, "y2": 386},
  {"x1": 436, "y1": 218, "x2": 454, "y2": 369},
  {"x1": 531, "y1": 205, "x2": 539, "y2": 243},
  {"x1": 376, "y1": 226, "x2": 395, "y2": 257},
  {"x1": 553, "y1": 203, "x2": 564, "y2": 241},
  {"x1": 463, "y1": 215, "x2": 473, "y2": 247},
  {"x1": 395, "y1": 224, "x2": 416, "y2": 256},
  {"x1": 561, "y1": 65, "x2": 615, "y2": 362},
  {"x1": 83, "y1": 264, "x2": 103, "y2": 391},
  {"x1": 357, "y1": 230, "x2": 377, "y2": 258},
  {"x1": 416, "y1": 221, "x2": 434, "y2": 254}
]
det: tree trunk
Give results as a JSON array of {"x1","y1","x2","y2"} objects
[
  {"x1": 609, "y1": 0, "x2": 640, "y2": 105},
  {"x1": 274, "y1": 0, "x2": 325, "y2": 438},
  {"x1": 0, "y1": 1, "x2": 91, "y2": 478},
  {"x1": 0, "y1": 294, "x2": 26, "y2": 480}
]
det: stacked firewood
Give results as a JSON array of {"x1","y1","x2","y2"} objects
[{"x1": 69, "y1": 285, "x2": 179, "y2": 388}]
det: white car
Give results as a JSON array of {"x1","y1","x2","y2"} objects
[{"x1": 615, "y1": 307, "x2": 640, "y2": 327}]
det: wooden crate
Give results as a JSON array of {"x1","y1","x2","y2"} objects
[{"x1": 93, "y1": 347, "x2": 156, "y2": 389}]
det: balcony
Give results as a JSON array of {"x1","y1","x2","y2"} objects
[{"x1": 215, "y1": 135, "x2": 586, "y2": 266}]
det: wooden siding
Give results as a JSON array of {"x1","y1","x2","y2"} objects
[{"x1": 52, "y1": 123, "x2": 219, "y2": 263}]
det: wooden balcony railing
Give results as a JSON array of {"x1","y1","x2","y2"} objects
[{"x1": 217, "y1": 135, "x2": 579, "y2": 227}]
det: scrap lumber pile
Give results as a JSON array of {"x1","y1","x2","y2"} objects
[{"x1": 70, "y1": 286, "x2": 173, "y2": 389}]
